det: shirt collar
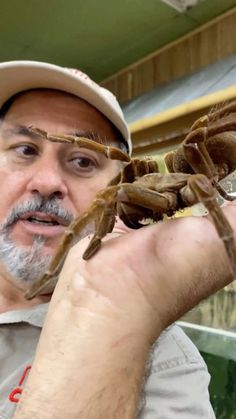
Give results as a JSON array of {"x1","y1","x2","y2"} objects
[{"x1": 0, "y1": 303, "x2": 49, "y2": 327}]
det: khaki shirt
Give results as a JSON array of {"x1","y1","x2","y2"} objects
[{"x1": 0, "y1": 304, "x2": 215, "y2": 418}]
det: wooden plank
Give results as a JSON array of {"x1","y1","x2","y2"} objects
[{"x1": 101, "y1": 7, "x2": 236, "y2": 103}]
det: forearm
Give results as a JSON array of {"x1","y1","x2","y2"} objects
[{"x1": 14, "y1": 290, "x2": 152, "y2": 419}]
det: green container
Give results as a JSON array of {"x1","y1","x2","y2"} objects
[{"x1": 178, "y1": 321, "x2": 236, "y2": 418}]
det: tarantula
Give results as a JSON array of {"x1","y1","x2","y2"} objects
[{"x1": 25, "y1": 102, "x2": 236, "y2": 299}]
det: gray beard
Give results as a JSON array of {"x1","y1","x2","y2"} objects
[
  {"x1": 0, "y1": 196, "x2": 73, "y2": 287},
  {"x1": 0, "y1": 231, "x2": 51, "y2": 285}
]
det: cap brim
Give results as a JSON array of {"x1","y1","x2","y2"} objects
[{"x1": 0, "y1": 60, "x2": 131, "y2": 154}]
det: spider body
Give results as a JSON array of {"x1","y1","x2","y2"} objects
[{"x1": 25, "y1": 103, "x2": 236, "y2": 299}]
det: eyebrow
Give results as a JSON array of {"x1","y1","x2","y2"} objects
[
  {"x1": 1, "y1": 125, "x2": 33, "y2": 139},
  {"x1": 1, "y1": 125, "x2": 110, "y2": 146}
]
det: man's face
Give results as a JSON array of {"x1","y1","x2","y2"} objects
[{"x1": 0, "y1": 89, "x2": 121, "y2": 288}]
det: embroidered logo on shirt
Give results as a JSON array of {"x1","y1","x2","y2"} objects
[{"x1": 8, "y1": 365, "x2": 31, "y2": 403}]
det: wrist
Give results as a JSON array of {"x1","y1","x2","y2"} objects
[{"x1": 50, "y1": 256, "x2": 163, "y2": 344}]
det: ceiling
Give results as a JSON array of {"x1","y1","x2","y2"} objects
[{"x1": 0, "y1": 0, "x2": 236, "y2": 82}]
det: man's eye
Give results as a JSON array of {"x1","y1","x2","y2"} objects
[
  {"x1": 72, "y1": 156, "x2": 96, "y2": 171},
  {"x1": 15, "y1": 144, "x2": 37, "y2": 157}
]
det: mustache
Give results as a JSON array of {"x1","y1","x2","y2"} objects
[{"x1": 1, "y1": 195, "x2": 74, "y2": 230}]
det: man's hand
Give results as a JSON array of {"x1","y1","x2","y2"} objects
[{"x1": 14, "y1": 202, "x2": 236, "y2": 419}]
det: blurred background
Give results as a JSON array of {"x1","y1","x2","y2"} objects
[{"x1": 1, "y1": 0, "x2": 236, "y2": 416}]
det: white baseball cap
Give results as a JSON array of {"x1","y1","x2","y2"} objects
[{"x1": 0, "y1": 60, "x2": 132, "y2": 154}]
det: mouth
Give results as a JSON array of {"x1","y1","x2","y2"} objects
[
  {"x1": 19, "y1": 211, "x2": 69, "y2": 225},
  {"x1": 15, "y1": 211, "x2": 69, "y2": 237}
]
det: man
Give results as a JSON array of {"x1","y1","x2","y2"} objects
[{"x1": 0, "y1": 60, "x2": 234, "y2": 419}]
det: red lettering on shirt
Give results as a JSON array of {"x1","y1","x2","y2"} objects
[{"x1": 8, "y1": 365, "x2": 31, "y2": 403}]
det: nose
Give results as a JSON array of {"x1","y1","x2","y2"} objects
[{"x1": 26, "y1": 155, "x2": 68, "y2": 199}]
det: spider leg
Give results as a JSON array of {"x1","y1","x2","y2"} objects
[
  {"x1": 183, "y1": 115, "x2": 236, "y2": 200},
  {"x1": 116, "y1": 183, "x2": 171, "y2": 216},
  {"x1": 207, "y1": 101, "x2": 236, "y2": 122},
  {"x1": 183, "y1": 126, "x2": 218, "y2": 180},
  {"x1": 117, "y1": 201, "x2": 153, "y2": 229},
  {"x1": 29, "y1": 126, "x2": 130, "y2": 162},
  {"x1": 24, "y1": 201, "x2": 105, "y2": 300},
  {"x1": 82, "y1": 202, "x2": 116, "y2": 260},
  {"x1": 188, "y1": 174, "x2": 236, "y2": 279},
  {"x1": 213, "y1": 182, "x2": 236, "y2": 201},
  {"x1": 184, "y1": 135, "x2": 233, "y2": 201},
  {"x1": 84, "y1": 183, "x2": 177, "y2": 258}
]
